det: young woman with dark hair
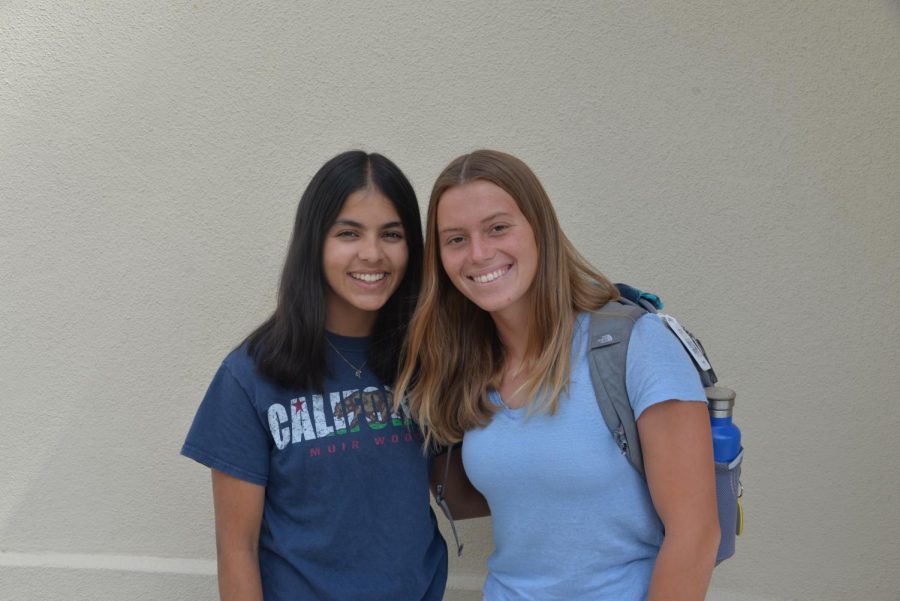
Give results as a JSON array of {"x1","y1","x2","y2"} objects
[
  {"x1": 395, "y1": 149, "x2": 718, "y2": 601},
  {"x1": 183, "y1": 151, "x2": 446, "y2": 601}
]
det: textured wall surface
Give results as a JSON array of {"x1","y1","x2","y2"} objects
[{"x1": 2, "y1": 1, "x2": 899, "y2": 600}]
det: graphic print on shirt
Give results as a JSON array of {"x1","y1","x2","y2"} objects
[
  {"x1": 332, "y1": 388, "x2": 394, "y2": 432},
  {"x1": 266, "y1": 385, "x2": 418, "y2": 452}
]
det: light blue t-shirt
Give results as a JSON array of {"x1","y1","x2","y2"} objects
[{"x1": 462, "y1": 312, "x2": 706, "y2": 601}]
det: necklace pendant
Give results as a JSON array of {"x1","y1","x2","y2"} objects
[{"x1": 327, "y1": 338, "x2": 366, "y2": 379}]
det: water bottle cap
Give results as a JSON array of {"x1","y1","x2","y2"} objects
[
  {"x1": 705, "y1": 386, "x2": 735, "y2": 417},
  {"x1": 705, "y1": 386, "x2": 736, "y2": 402}
]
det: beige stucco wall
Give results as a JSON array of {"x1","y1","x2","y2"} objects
[{"x1": 2, "y1": 2, "x2": 898, "y2": 600}]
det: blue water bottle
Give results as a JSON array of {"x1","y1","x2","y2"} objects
[{"x1": 707, "y1": 385, "x2": 743, "y2": 563}]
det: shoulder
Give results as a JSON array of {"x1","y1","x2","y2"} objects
[
  {"x1": 581, "y1": 307, "x2": 677, "y2": 354},
  {"x1": 626, "y1": 313, "x2": 706, "y2": 418},
  {"x1": 196, "y1": 343, "x2": 271, "y2": 411},
  {"x1": 629, "y1": 313, "x2": 681, "y2": 354},
  {"x1": 220, "y1": 343, "x2": 262, "y2": 387},
  {"x1": 627, "y1": 311, "x2": 706, "y2": 370}
]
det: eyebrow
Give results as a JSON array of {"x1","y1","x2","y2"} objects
[
  {"x1": 438, "y1": 212, "x2": 511, "y2": 234},
  {"x1": 332, "y1": 219, "x2": 404, "y2": 229}
]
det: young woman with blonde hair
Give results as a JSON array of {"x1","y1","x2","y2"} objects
[{"x1": 396, "y1": 149, "x2": 719, "y2": 600}]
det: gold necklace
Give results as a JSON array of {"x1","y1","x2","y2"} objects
[{"x1": 326, "y1": 338, "x2": 367, "y2": 378}]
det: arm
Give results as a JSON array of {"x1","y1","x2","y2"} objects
[
  {"x1": 211, "y1": 469, "x2": 266, "y2": 601},
  {"x1": 639, "y1": 400, "x2": 720, "y2": 601},
  {"x1": 430, "y1": 446, "x2": 490, "y2": 519}
]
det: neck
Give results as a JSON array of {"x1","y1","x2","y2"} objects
[
  {"x1": 491, "y1": 307, "x2": 530, "y2": 364},
  {"x1": 325, "y1": 313, "x2": 376, "y2": 337}
]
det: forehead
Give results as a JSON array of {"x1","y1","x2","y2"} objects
[
  {"x1": 336, "y1": 188, "x2": 401, "y2": 221},
  {"x1": 436, "y1": 180, "x2": 521, "y2": 227}
]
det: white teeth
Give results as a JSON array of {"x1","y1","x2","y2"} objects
[
  {"x1": 472, "y1": 267, "x2": 508, "y2": 283},
  {"x1": 351, "y1": 272, "x2": 386, "y2": 283}
]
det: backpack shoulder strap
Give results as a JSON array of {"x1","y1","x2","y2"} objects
[{"x1": 588, "y1": 300, "x2": 647, "y2": 476}]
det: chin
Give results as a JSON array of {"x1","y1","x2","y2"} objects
[
  {"x1": 465, "y1": 297, "x2": 506, "y2": 314},
  {"x1": 353, "y1": 296, "x2": 393, "y2": 313}
]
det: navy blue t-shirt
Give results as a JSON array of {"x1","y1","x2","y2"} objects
[{"x1": 182, "y1": 333, "x2": 447, "y2": 600}]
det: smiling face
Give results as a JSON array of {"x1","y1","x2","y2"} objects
[
  {"x1": 322, "y1": 187, "x2": 409, "y2": 336},
  {"x1": 436, "y1": 180, "x2": 539, "y2": 323}
]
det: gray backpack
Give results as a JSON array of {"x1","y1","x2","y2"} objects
[{"x1": 588, "y1": 285, "x2": 743, "y2": 564}]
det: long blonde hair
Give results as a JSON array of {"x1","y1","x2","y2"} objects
[{"x1": 394, "y1": 150, "x2": 619, "y2": 447}]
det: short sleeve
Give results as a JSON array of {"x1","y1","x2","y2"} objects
[
  {"x1": 181, "y1": 361, "x2": 271, "y2": 485},
  {"x1": 626, "y1": 313, "x2": 707, "y2": 420}
]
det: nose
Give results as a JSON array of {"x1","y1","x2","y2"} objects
[
  {"x1": 358, "y1": 233, "x2": 384, "y2": 262},
  {"x1": 469, "y1": 234, "x2": 493, "y2": 263}
]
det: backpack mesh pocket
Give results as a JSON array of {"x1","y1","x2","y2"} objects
[{"x1": 714, "y1": 449, "x2": 743, "y2": 564}]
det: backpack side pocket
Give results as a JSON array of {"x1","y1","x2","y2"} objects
[{"x1": 714, "y1": 449, "x2": 743, "y2": 564}]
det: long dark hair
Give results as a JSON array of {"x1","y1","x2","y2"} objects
[{"x1": 245, "y1": 151, "x2": 424, "y2": 391}]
